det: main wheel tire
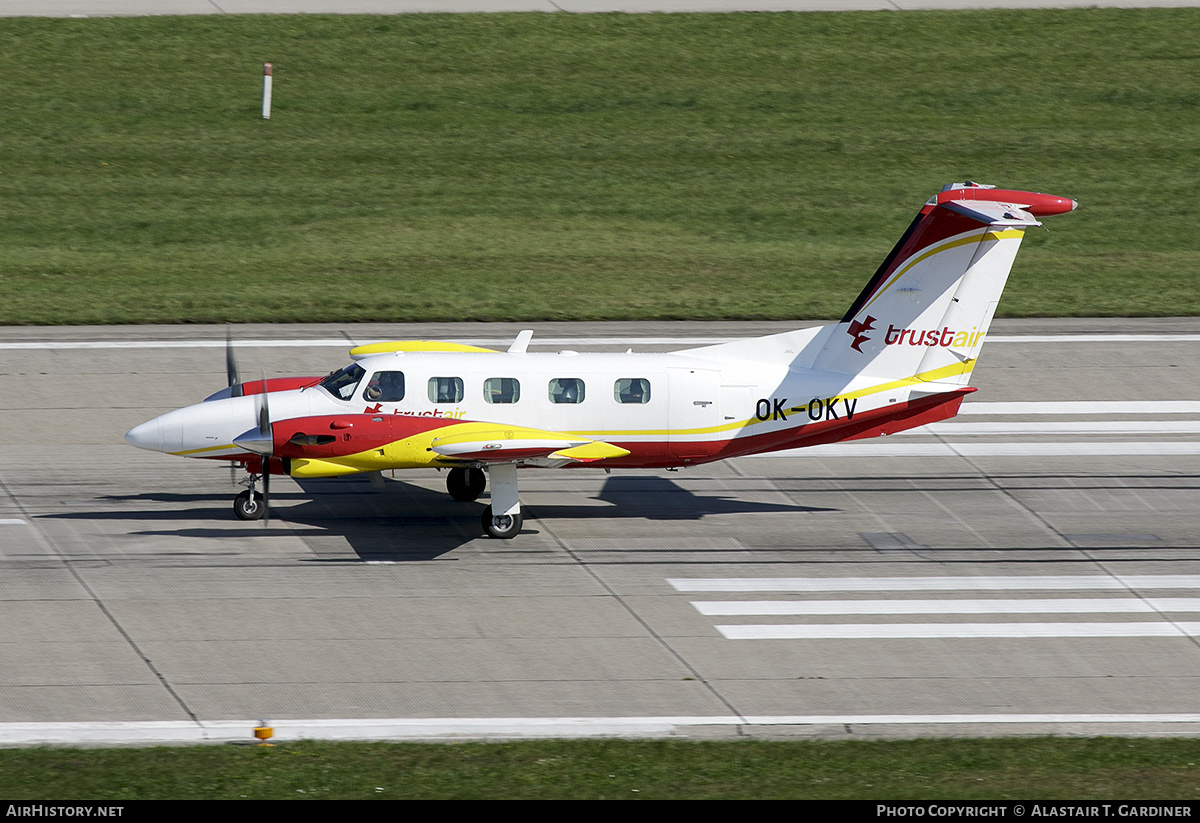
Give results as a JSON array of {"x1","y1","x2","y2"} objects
[
  {"x1": 481, "y1": 506, "x2": 522, "y2": 539},
  {"x1": 234, "y1": 489, "x2": 265, "y2": 521},
  {"x1": 447, "y1": 467, "x2": 487, "y2": 502}
]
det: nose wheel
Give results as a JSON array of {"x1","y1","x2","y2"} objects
[
  {"x1": 234, "y1": 489, "x2": 265, "y2": 521},
  {"x1": 233, "y1": 467, "x2": 270, "y2": 522}
]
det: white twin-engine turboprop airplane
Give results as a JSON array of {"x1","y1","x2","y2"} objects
[{"x1": 126, "y1": 182, "x2": 1077, "y2": 538}]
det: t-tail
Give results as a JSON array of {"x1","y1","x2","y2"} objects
[{"x1": 811, "y1": 182, "x2": 1077, "y2": 385}]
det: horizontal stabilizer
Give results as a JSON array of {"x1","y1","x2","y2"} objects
[{"x1": 940, "y1": 200, "x2": 1040, "y2": 227}]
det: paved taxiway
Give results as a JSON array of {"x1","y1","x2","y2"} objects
[{"x1": 2, "y1": 318, "x2": 1200, "y2": 744}]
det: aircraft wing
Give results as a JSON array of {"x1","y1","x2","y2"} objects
[
  {"x1": 429, "y1": 427, "x2": 629, "y2": 463},
  {"x1": 265, "y1": 413, "x2": 629, "y2": 478}
]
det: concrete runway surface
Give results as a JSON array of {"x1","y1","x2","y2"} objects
[
  {"x1": 2, "y1": 318, "x2": 1200, "y2": 744},
  {"x1": 4, "y1": 0, "x2": 1200, "y2": 746}
]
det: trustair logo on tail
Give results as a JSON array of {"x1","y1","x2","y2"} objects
[
  {"x1": 850, "y1": 322, "x2": 986, "y2": 350},
  {"x1": 885, "y1": 325, "x2": 985, "y2": 349}
]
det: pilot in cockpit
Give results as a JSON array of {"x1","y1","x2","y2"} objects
[{"x1": 365, "y1": 371, "x2": 405, "y2": 403}]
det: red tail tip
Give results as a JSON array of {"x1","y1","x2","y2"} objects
[{"x1": 937, "y1": 184, "x2": 1078, "y2": 217}]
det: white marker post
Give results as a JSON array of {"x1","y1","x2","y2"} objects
[{"x1": 262, "y1": 63, "x2": 273, "y2": 119}]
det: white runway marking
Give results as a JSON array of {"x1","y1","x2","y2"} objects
[
  {"x1": 717, "y1": 622, "x2": 1200, "y2": 640},
  {"x1": 670, "y1": 575, "x2": 1200, "y2": 592},
  {"x1": 0, "y1": 337, "x2": 735, "y2": 350},
  {"x1": 960, "y1": 401, "x2": 1200, "y2": 415},
  {"x1": 987, "y1": 334, "x2": 1200, "y2": 343},
  {"x1": 4, "y1": 714, "x2": 1200, "y2": 746},
  {"x1": 679, "y1": 576, "x2": 1200, "y2": 641},
  {"x1": 914, "y1": 421, "x2": 1200, "y2": 435},
  {"x1": 764, "y1": 441, "x2": 1200, "y2": 458},
  {"x1": 5, "y1": 333, "x2": 1200, "y2": 350},
  {"x1": 691, "y1": 598, "x2": 1200, "y2": 615}
]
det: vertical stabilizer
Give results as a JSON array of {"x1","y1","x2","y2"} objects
[{"x1": 811, "y1": 183, "x2": 1076, "y2": 384}]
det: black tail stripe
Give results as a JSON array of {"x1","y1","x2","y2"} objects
[{"x1": 839, "y1": 209, "x2": 928, "y2": 323}]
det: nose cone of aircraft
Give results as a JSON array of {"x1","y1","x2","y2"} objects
[
  {"x1": 124, "y1": 409, "x2": 187, "y2": 454},
  {"x1": 125, "y1": 419, "x2": 162, "y2": 452},
  {"x1": 125, "y1": 396, "x2": 269, "y2": 456}
]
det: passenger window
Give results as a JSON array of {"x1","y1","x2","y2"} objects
[
  {"x1": 549, "y1": 378, "x2": 585, "y2": 404},
  {"x1": 484, "y1": 377, "x2": 521, "y2": 404},
  {"x1": 614, "y1": 378, "x2": 651, "y2": 404},
  {"x1": 363, "y1": 371, "x2": 406, "y2": 403},
  {"x1": 427, "y1": 377, "x2": 464, "y2": 404}
]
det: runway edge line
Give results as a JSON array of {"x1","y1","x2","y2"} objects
[{"x1": 7, "y1": 715, "x2": 1200, "y2": 746}]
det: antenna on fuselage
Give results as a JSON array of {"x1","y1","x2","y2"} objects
[{"x1": 507, "y1": 329, "x2": 534, "y2": 354}]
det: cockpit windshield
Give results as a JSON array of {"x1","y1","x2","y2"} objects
[{"x1": 319, "y1": 363, "x2": 365, "y2": 401}]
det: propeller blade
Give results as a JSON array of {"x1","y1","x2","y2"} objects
[
  {"x1": 262, "y1": 458, "x2": 271, "y2": 525},
  {"x1": 226, "y1": 324, "x2": 243, "y2": 398},
  {"x1": 258, "y1": 388, "x2": 271, "y2": 441}
]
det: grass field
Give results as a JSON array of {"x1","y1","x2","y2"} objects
[
  {"x1": 3, "y1": 737, "x2": 1200, "y2": 799},
  {"x1": 1, "y1": 9, "x2": 1197, "y2": 325}
]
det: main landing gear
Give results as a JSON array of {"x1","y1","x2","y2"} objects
[
  {"x1": 480, "y1": 508, "x2": 523, "y2": 539},
  {"x1": 446, "y1": 465, "x2": 523, "y2": 538},
  {"x1": 479, "y1": 463, "x2": 523, "y2": 540}
]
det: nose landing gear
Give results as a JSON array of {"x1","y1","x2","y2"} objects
[
  {"x1": 234, "y1": 488, "x2": 264, "y2": 521},
  {"x1": 233, "y1": 469, "x2": 269, "y2": 522}
]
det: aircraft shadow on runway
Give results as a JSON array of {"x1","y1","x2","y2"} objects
[{"x1": 53, "y1": 473, "x2": 824, "y2": 561}]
